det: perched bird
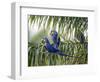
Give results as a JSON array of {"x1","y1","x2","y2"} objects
[
  {"x1": 44, "y1": 37, "x2": 74, "y2": 57},
  {"x1": 50, "y1": 30, "x2": 60, "y2": 49},
  {"x1": 80, "y1": 32, "x2": 85, "y2": 44},
  {"x1": 75, "y1": 31, "x2": 85, "y2": 44}
]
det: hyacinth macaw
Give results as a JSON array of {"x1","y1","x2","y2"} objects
[
  {"x1": 50, "y1": 30, "x2": 60, "y2": 49},
  {"x1": 44, "y1": 37, "x2": 78, "y2": 58}
]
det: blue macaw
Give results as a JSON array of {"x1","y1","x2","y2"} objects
[
  {"x1": 44, "y1": 37, "x2": 74, "y2": 57},
  {"x1": 50, "y1": 30, "x2": 60, "y2": 49}
]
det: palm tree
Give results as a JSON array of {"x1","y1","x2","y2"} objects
[{"x1": 28, "y1": 15, "x2": 88, "y2": 66}]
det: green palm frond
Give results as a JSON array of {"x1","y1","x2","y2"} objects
[{"x1": 28, "y1": 15, "x2": 88, "y2": 66}]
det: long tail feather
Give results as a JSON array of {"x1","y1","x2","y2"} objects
[{"x1": 57, "y1": 51, "x2": 79, "y2": 58}]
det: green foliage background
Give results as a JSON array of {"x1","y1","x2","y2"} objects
[{"x1": 28, "y1": 15, "x2": 88, "y2": 66}]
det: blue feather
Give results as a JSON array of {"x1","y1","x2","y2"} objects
[
  {"x1": 51, "y1": 30, "x2": 60, "y2": 49},
  {"x1": 44, "y1": 37, "x2": 69, "y2": 56}
]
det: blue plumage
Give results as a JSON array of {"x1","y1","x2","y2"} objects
[
  {"x1": 44, "y1": 31, "x2": 79, "y2": 58},
  {"x1": 44, "y1": 37, "x2": 69, "y2": 56},
  {"x1": 50, "y1": 30, "x2": 60, "y2": 49}
]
